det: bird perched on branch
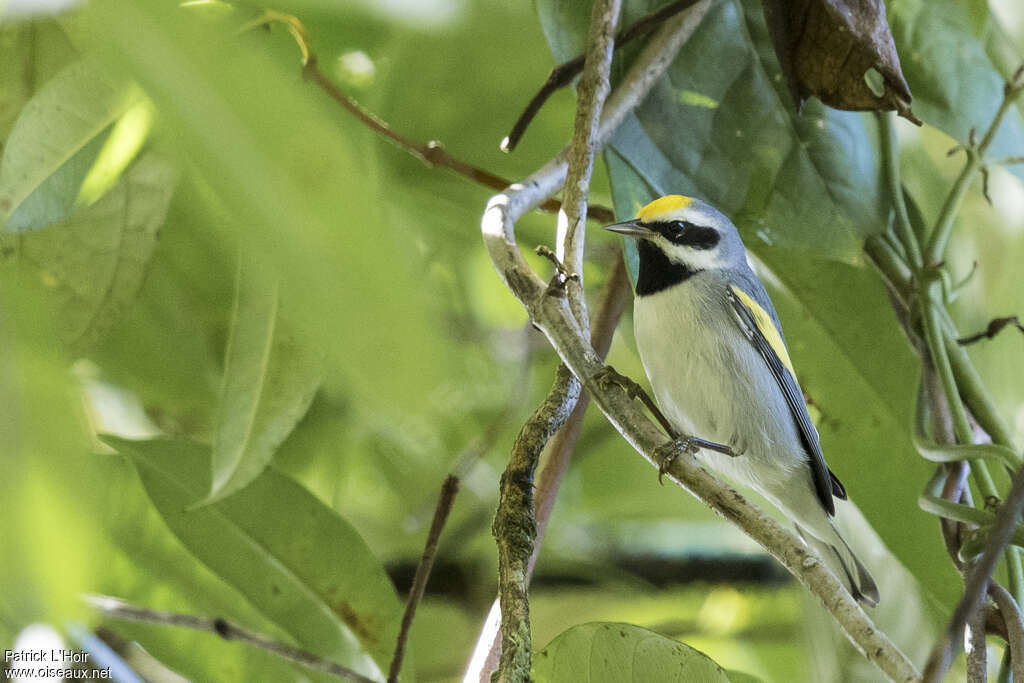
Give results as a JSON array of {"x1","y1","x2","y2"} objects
[{"x1": 605, "y1": 195, "x2": 879, "y2": 606}]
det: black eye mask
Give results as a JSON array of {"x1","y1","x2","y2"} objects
[{"x1": 649, "y1": 220, "x2": 720, "y2": 250}]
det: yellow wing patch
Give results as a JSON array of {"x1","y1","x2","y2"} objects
[
  {"x1": 730, "y1": 285, "x2": 796, "y2": 376},
  {"x1": 636, "y1": 194, "x2": 692, "y2": 222}
]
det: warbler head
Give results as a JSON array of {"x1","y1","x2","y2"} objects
[{"x1": 603, "y1": 195, "x2": 745, "y2": 283}]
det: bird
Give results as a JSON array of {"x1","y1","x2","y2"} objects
[{"x1": 604, "y1": 194, "x2": 879, "y2": 606}]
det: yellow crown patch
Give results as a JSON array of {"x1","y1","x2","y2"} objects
[{"x1": 636, "y1": 195, "x2": 693, "y2": 222}]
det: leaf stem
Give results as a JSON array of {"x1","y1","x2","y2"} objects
[
  {"x1": 925, "y1": 67, "x2": 1024, "y2": 264},
  {"x1": 877, "y1": 112, "x2": 923, "y2": 268}
]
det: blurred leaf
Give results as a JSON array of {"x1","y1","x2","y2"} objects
[
  {"x1": 97, "y1": 455, "x2": 334, "y2": 682},
  {"x1": 0, "y1": 20, "x2": 78, "y2": 141},
  {"x1": 888, "y1": 0, "x2": 1024, "y2": 181},
  {"x1": 83, "y1": 0, "x2": 447, "y2": 413},
  {"x1": 105, "y1": 436, "x2": 406, "y2": 681},
  {"x1": 0, "y1": 153, "x2": 175, "y2": 351},
  {"x1": 533, "y1": 622, "x2": 732, "y2": 682},
  {"x1": 0, "y1": 59, "x2": 142, "y2": 231},
  {"x1": 206, "y1": 263, "x2": 322, "y2": 503},
  {"x1": 761, "y1": 0, "x2": 916, "y2": 120},
  {"x1": 88, "y1": 175, "x2": 232, "y2": 430},
  {"x1": 0, "y1": 268, "x2": 99, "y2": 634}
]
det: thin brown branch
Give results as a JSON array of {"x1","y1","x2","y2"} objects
[
  {"x1": 85, "y1": 595, "x2": 375, "y2": 683},
  {"x1": 924, "y1": 464, "x2": 1024, "y2": 682},
  {"x1": 387, "y1": 475, "x2": 460, "y2": 683},
  {"x1": 246, "y1": 10, "x2": 614, "y2": 223},
  {"x1": 958, "y1": 315, "x2": 1024, "y2": 346},
  {"x1": 501, "y1": 0, "x2": 700, "y2": 152}
]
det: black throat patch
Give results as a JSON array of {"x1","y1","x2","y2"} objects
[{"x1": 635, "y1": 239, "x2": 700, "y2": 296}]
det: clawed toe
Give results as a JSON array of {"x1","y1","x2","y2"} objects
[{"x1": 654, "y1": 436, "x2": 697, "y2": 485}]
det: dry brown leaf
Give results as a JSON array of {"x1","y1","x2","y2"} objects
[{"x1": 762, "y1": 0, "x2": 921, "y2": 124}]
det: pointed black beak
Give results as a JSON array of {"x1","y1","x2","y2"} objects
[{"x1": 603, "y1": 220, "x2": 656, "y2": 238}]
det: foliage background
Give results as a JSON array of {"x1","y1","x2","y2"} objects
[{"x1": 1, "y1": 0, "x2": 1024, "y2": 681}]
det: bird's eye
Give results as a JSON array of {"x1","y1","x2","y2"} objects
[{"x1": 668, "y1": 220, "x2": 687, "y2": 237}]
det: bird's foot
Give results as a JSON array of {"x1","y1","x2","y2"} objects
[
  {"x1": 654, "y1": 435, "x2": 737, "y2": 485},
  {"x1": 654, "y1": 436, "x2": 698, "y2": 485}
]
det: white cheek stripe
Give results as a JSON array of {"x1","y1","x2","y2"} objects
[{"x1": 659, "y1": 238, "x2": 723, "y2": 271}]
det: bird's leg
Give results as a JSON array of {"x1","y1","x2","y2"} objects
[
  {"x1": 593, "y1": 365, "x2": 736, "y2": 485},
  {"x1": 593, "y1": 365, "x2": 677, "y2": 437},
  {"x1": 534, "y1": 245, "x2": 579, "y2": 297}
]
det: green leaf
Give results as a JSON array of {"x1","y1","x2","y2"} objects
[
  {"x1": 581, "y1": 0, "x2": 958, "y2": 605},
  {"x1": 0, "y1": 153, "x2": 175, "y2": 350},
  {"x1": 0, "y1": 59, "x2": 143, "y2": 231},
  {"x1": 104, "y1": 436, "x2": 406, "y2": 682},
  {"x1": 533, "y1": 622, "x2": 731, "y2": 683},
  {"x1": 206, "y1": 263, "x2": 322, "y2": 503},
  {"x1": 83, "y1": 0, "x2": 449, "y2": 414},
  {"x1": 888, "y1": 0, "x2": 1024, "y2": 181},
  {"x1": 0, "y1": 21, "x2": 79, "y2": 142},
  {"x1": 601, "y1": 0, "x2": 888, "y2": 260},
  {"x1": 98, "y1": 456, "x2": 334, "y2": 683}
]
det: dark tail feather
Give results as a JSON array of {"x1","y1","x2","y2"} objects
[{"x1": 796, "y1": 524, "x2": 879, "y2": 607}]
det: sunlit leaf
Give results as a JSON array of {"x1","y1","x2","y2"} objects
[
  {"x1": 105, "y1": 436, "x2": 407, "y2": 681},
  {"x1": 533, "y1": 622, "x2": 732, "y2": 682},
  {"x1": 0, "y1": 59, "x2": 143, "y2": 232},
  {"x1": 0, "y1": 153, "x2": 175, "y2": 350},
  {"x1": 206, "y1": 262, "x2": 322, "y2": 503}
]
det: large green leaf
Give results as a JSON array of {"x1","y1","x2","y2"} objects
[
  {"x1": 206, "y1": 263, "x2": 322, "y2": 503},
  {"x1": 603, "y1": 0, "x2": 887, "y2": 260},
  {"x1": 533, "y1": 622, "x2": 733, "y2": 683},
  {"x1": 104, "y1": 436, "x2": 407, "y2": 681},
  {"x1": 538, "y1": 0, "x2": 957, "y2": 605},
  {"x1": 0, "y1": 59, "x2": 143, "y2": 232},
  {"x1": 97, "y1": 456, "x2": 334, "y2": 682},
  {"x1": 0, "y1": 153, "x2": 175, "y2": 351}
]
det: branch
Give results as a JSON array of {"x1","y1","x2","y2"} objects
[
  {"x1": 479, "y1": 2, "x2": 920, "y2": 681},
  {"x1": 958, "y1": 315, "x2": 1024, "y2": 346},
  {"x1": 493, "y1": 365, "x2": 581, "y2": 682},
  {"x1": 557, "y1": 0, "x2": 622, "y2": 333},
  {"x1": 85, "y1": 595, "x2": 375, "y2": 683},
  {"x1": 387, "y1": 475, "x2": 459, "y2": 683},
  {"x1": 501, "y1": 0, "x2": 701, "y2": 152},
  {"x1": 924, "y1": 464, "x2": 1024, "y2": 682},
  {"x1": 466, "y1": 255, "x2": 630, "y2": 682},
  {"x1": 243, "y1": 10, "x2": 614, "y2": 223}
]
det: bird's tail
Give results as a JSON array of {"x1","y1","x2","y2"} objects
[{"x1": 796, "y1": 523, "x2": 879, "y2": 607}]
